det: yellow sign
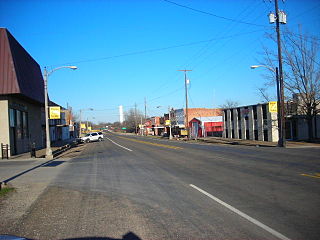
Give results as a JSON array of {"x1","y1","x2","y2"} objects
[
  {"x1": 165, "y1": 120, "x2": 171, "y2": 126},
  {"x1": 81, "y1": 123, "x2": 86, "y2": 129},
  {"x1": 88, "y1": 126, "x2": 92, "y2": 131},
  {"x1": 181, "y1": 130, "x2": 188, "y2": 135},
  {"x1": 49, "y1": 107, "x2": 60, "y2": 119},
  {"x1": 269, "y1": 101, "x2": 278, "y2": 113}
]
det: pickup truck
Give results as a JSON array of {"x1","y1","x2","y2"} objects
[{"x1": 80, "y1": 132, "x2": 104, "y2": 143}]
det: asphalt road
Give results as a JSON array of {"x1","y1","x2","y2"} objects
[{"x1": 2, "y1": 132, "x2": 320, "y2": 240}]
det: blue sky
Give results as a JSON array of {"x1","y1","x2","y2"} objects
[{"x1": 1, "y1": 0, "x2": 319, "y2": 123}]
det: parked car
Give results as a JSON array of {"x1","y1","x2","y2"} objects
[{"x1": 81, "y1": 132, "x2": 104, "y2": 143}]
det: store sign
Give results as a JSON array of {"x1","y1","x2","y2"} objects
[
  {"x1": 81, "y1": 123, "x2": 86, "y2": 129},
  {"x1": 181, "y1": 130, "x2": 188, "y2": 135},
  {"x1": 165, "y1": 120, "x2": 171, "y2": 126},
  {"x1": 49, "y1": 107, "x2": 60, "y2": 119},
  {"x1": 269, "y1": 101, "x2": 278, "y2": 113}
]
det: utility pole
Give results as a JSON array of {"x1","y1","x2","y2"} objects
[
  {"x1": 178, "y1": 69, "x2": 192, "y2": 139},
  {"x1": 144, "y1": 97, "x2": 147, "y2": 136},
  {"x1": 168, "y1": 106, "x2": 173, "y2": 139},
  {"x1": 144, "y1": 97, "x2": 147, "y2": 120},
  {"x1": 79, "y1": 109, "x2": 82, "y2": 137},
  {"x1": 269, "y1": 0, "x2": 287, "y2": 147},
  {"x1": 134, "y1": 103, "x2": 137, "y2": 134}
]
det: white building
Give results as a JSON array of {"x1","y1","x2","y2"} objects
[{"x1": 223, "y1": 103, "x2": 279, "y2": 142}]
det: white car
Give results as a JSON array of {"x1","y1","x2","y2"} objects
[{"x1": 81, "y1": 132, "x2": 104, "y2": 143}]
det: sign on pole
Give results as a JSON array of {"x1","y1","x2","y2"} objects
[
  {"x1": 49, "y1": 106, "x2": 61, "y2": 119},
  {"x1": 181, "y1": 129, "x2": 188, "y2": 135},
  {"x1": 269, "y1": 101, "x2": 278, "y2": 113},
  {"x1": 80, "y1": 123, "x2": 86, "y2": 129},
  {"x1": 165, "y1": 120, "x2": 171, "y2": 126}
]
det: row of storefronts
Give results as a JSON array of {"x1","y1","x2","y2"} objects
[{"x1": 139, "y1": 101, "x2": 318, "y2": 142}]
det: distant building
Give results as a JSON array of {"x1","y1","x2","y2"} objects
[{"x1": 171, "y1": 108, "x2": 223, "y2": 137}]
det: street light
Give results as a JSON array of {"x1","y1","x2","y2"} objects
[
  {"x1": 79, "y1": 108, "x2": 94, "y2": 137},
  {"x1": 250, "y1": 65, "x2": 285, "y2": 147},
  {"x1": 44, "y1": 66, "x2": 77, "y2": 159}
]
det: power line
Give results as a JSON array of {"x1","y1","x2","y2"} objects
[
  {"x1": 163, "y1": 0, "x2": 268, "y2": 27},
  {"x1": 49, "y1": 30, "x2": 264, "y2": 68}
]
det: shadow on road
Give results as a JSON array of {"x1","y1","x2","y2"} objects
[
  {"x1": 0, "y1": 232, "x2": 142, "y2": 240},
  {"x1": 42, "y1": 161, "x2": 65, "y2": 167},
  {"x1": 64, "y1": 232, "x2": 142, "y2": 240}
]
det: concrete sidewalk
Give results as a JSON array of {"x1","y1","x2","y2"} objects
[
  {"x1": 197, "y1": 137, "x2": 320, "y2": 148},
  {"x1": 5, "y1": 138, "x2": 79, "y2": 161}
]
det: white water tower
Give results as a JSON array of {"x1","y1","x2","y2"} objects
[{"x1": 119, "y1": 105, "x2": 124, "y2": 124}]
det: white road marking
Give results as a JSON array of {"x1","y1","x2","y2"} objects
[
  {"x1": 190, "y1": 184, "x2": 291, "y2": 240},
  {"x1": 105, "y1": 137, "x2": 133, "y2": 152}
]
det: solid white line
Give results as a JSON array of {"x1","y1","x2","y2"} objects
[
  {"x1": 105, "y1": 137, "x2": 133, "y2": 152},
  {"x1": 189, "y1": 184, "x2": 291, "y2": 240}
]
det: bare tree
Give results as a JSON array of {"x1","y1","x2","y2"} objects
[
  {"x1": 260, "y1": 28, "x2": 320, "y2": 139},
  {"x1": 123, "y1": 108, "x2": 144, "y2": 133},
  {"x1": 220, "y1": 100, "x2": 239, "y2": 109}
]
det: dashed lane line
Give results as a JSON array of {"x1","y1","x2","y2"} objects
[
  {"x1": 190, "y1": 184, "x2": 291, "y2": 240},
  {"x1": 105, "y1": 137, "x2": 133, "y2": 152}
]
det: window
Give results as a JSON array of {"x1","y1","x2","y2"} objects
[
  {"x1": 246, "y1": 130, "x2": 250, "y2": 140},
  {"x1": 22, "y1": 112, "x2": 28, "y2": 138},
  {"x1": 264, "y1": 130, "x2": 268, "y2": 141},
  {"x1": 254, "y1": 130, "x2": 258, "y2": 140},
  {"x1": 262, "y1": 104, "x2": 267, "y2": 119},
  {"x1": 92, "y1": 133, "x2": 98, "y2": 136},
  {"x1": 9, "y1": 109, "x2": 15, "y2": 127},
  {"x1": 237, "y1": 108, "x2": 241, "y2": 120},
  {"x1": 16, "y1": 110, "x2": 22, "y2": 139},
  {"x1": 253, "y1": 106, "x2": 257, "y2": 120},
  {"x1": 244, "y1": 107, "x2": 249, "y2": 120}
]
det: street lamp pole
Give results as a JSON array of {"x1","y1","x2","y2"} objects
[
  {"x1": 43, "y1": 67, "x2": 52, "y2": 159},
  {"x1": 43, "y1": 66, "x2": 77, "y2": 159}
]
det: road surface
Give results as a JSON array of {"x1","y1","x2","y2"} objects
[{"x1": 1, "y1": 132, "x2": 320, "y2": 240}]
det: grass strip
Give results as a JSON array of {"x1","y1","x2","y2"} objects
[{"x1": 0, "y1": 187, "x2": 15, "y2": 198}]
